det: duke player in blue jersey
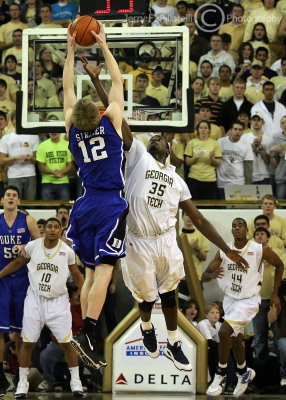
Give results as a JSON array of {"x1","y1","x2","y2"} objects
[
  {"x1": 0, "y1": 185, "x2": 40, "y2": 396},
  {"x1": 63, "y1": 23, "x2": 128, "y2": 369}
]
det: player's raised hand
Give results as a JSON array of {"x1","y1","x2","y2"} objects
[
  {"x1": 67, "y1": 23, "x2": 76, "y2": 52},
  {"x1": 226, "y1": 249, "x2": 249, "y2": 272},
  {"x1": 79, "y1": 56, "x2": 104, "y2": 80},
  {"x1": 91, "y1": 21, "x2": 106, "y2": 47}
]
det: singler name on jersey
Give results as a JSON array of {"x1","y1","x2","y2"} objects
[{"x1": 75, "y1": 126, "x2": 105, "y2": 141}]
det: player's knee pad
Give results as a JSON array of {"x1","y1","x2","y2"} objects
[
  {"x1": 159, "y1": 290, "x2": 176, "y2": 308},
  {"x1": 138, "y1": 300, "x2": 155, "y2": 313}
]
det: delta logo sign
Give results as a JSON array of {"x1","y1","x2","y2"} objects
[
  {"x1": 115, "y1": 372, "x2": 192, "y2": 386},
  {"x1": 125, "y1": 337, "x2": 167, "y2": 356}
]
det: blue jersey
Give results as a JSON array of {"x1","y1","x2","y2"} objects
[
  {"x1": 69, "y1": 116, "x2": 125, "y2": 191},
  {"x1": 0, "y1": 211, "x2": 30, "y2": 277}
]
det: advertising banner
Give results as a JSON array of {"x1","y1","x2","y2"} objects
[{"x1": 112, "y1": 311, "x2": 196, "y2": 393}]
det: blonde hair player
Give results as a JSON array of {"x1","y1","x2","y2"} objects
[{"x1": 63, "y1": 22, "x2": 128, "y2": 370}]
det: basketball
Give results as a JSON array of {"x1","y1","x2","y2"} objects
[{"x1": 70, "y1": 16, "x2": 100, "y2": 47}]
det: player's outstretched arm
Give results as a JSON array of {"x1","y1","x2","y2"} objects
[
  {"x1": 201, "y1": 251, "x2": 224, "y2": 282},
  {"x1": 27, "y1": 215, "x2": 41, "y2": 240},
  {"x1": 63, "y1": 24, "x2": 77, "y2": 134},
  {"x1": 0, "y1": 256, "x2": 29, "y2": 279},
  {"x1": 263, "y1": 246, "x2": 284, "y2": 313},
  {"x1": 69, "y1": 264, "x2": 84, "y2": 293},
  {"x1": 92, "y1": 23, "x2": 124, "y2": 134},
  {"x1": 80, "y1": 55, "x2": 133, "y2": 150},
  {"x1": 179, "y1": 199, "x2": 249, "y2": 270},
  {"x1": 79, "y1": 57, "x2": 108, "y2": 106}
]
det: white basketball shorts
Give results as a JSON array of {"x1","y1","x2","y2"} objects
[
  {"x1": 122, "y1": 228, "x2": 185, "y2": 303},
  {"x1": 22, "y1": 286, "x2": 72, "y2": 343},
  {"x1": 223, "y1": 293, "x2": 261, "y2": 336}
]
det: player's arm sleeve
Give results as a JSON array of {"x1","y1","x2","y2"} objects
[
  {"x1": 178, "y1": 175, "x2": 192, "y2": 202},
  {"x1": 125, "y1": 138, "x2": 146, "y2": 174},
  {"x1": 23, "y1": 241, "x2": 34, "y2": 259},
  {"x1": 67, "y1": 247, "x2": 76, "y2": 265}
]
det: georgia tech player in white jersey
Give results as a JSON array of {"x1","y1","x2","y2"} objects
[
  {"x1": 78, "y1": 58, "x2": 250, "y2": 372},
  {"x1": 202, "y1": 218, "x2": 283, "y2": 397},
  {"x1": 0, "y1": 218, "x2": 84, "y2": 399}
]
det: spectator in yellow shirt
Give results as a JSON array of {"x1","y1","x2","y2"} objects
[
  {"x1": 243, "y1": 0, "x2": 283, "y2": 43},
  {"x1": 146, "y1": 66, "x2": 168, "y2": 106},
  {"x1": 271, "y1": 57, "x2": 286, "y2": 98},
  {"x1": 185, "y1": 120, "x2": 222, "y2": 199},
  {"x1": 219, "y1": 3, "x2": 246, "y2": 57},
  {"x1": 0, "y1": 79, "x2": 15, "y2": 117},
  {"x1": 0, "y1": 3, "x2": 28, "y2": 64},
  {"x1": 248, "y1": 194, "x2": 286, "y2": 246},
  {"x1": 245, "y1": 60, "x2": 268, "y2": 103}
]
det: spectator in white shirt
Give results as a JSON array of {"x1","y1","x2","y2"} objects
[
  {"x1": 242, "y1": 111, "x2": 272, "y2": 184},
  {"x1": 217, "y1": 121, "x2": 253, "y2": 198},
  {"x1": 152, "y1": 0, "x2": 178, "y2": 27},
  {"x1": 198, "y1": 34, "x2": 236, "y2": 77},
  {"x1": 197, "y1": 303, "x2": 221, "y2": 380},
  {"x1": 251, "y1": 81, "x2": 286, "y2": 137}
]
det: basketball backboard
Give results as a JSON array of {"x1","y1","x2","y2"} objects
[{"x1": 19, "y1": 26, "x2": 193, "y2": 135}]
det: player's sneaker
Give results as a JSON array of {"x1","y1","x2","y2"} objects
[
  {"x1": 36, "y1": 380, "x2": 53, "y2": 392},
  {"x1": 14, "y1": 380, "x2": 29, "y2": 399},
  {"x1": 206, "y1": 373, "x2": 226, "y2": 396},
  {"x1": 0, "y1": 373, "x2": 9, "y2": 397},
  {"x1": 140, "y1": 324, "x2": 159, "y2": 358},
  {"x1": 233, "y1": 368, "x2": 256, "y2": 397},
  {"x1": 70, "y1": 377, "x2": 84, "y2": 398},
  {"x1": 70, "y1": 332, "x2": 107, "y2": 369},
  {"x1": 163, "y1": 340, "x2": 192, "y2": 371}
]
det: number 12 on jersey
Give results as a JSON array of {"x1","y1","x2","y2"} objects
[{"x1": 78, "y1": 137, "x2": 108, "y2": 163}]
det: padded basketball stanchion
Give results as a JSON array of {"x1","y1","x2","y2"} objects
[{"x1": 103, "y1": 289, "x2": 207, "y2": 393}]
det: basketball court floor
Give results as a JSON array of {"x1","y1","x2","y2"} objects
[{"x1": 2, "y1": 393, "x2": 286, "y2": 400}]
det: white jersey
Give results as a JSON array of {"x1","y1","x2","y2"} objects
[
  {"x1": 125, "y1": 139, "x2": 191, "y2": 237},
  {"x1": 24, "y1": 238, "x2": 75, "y2": 298},
  {"x1": 218, "y1": 240, "x2": 263, "y2": 299}
]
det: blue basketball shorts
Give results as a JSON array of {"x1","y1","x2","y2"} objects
[
  {"x1": 67, "y1": 190, "x2": 128, "y2": 269},
  {"x1": 0, "y1": 273, "x2": 29, "y2": 332}
]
